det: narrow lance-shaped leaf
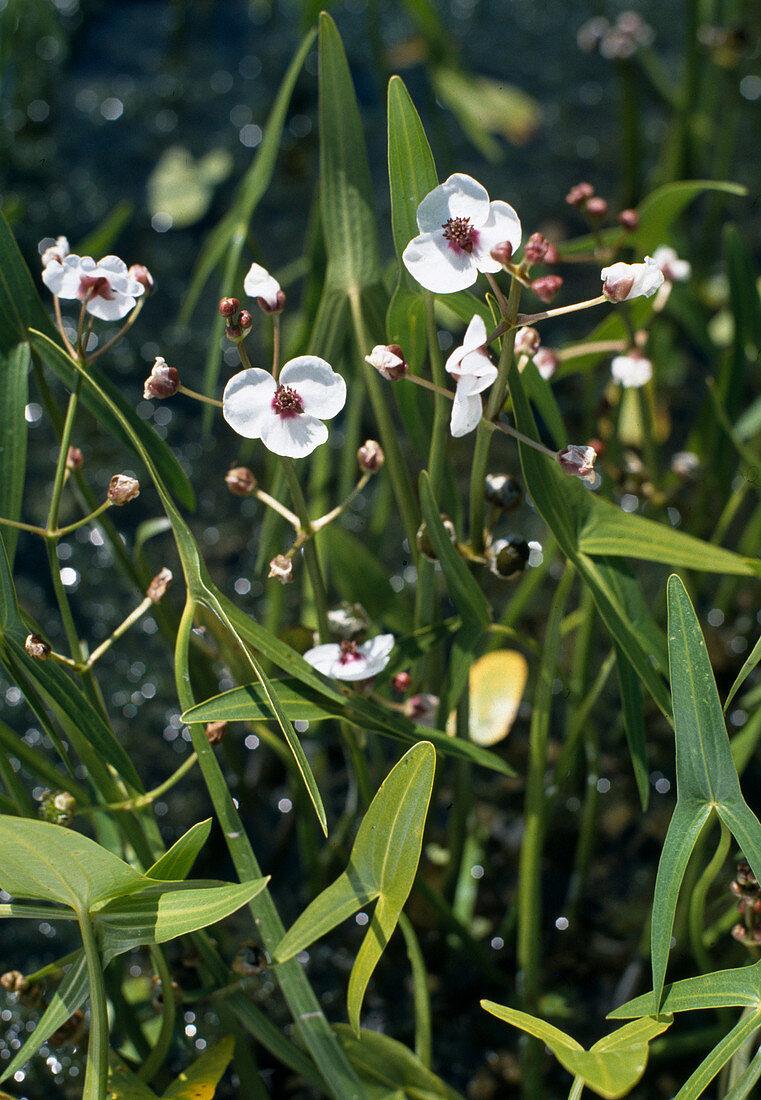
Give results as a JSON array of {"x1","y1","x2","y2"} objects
[
  {"x1": 275, "y1": 743, "x2": 436, "y2": 1035},
  {"x1": 0, "y1": 343, "x2": 29, "y2": 567},
  {"x1": 144, "y1": 819, "x2": 212, "y2": 881}
]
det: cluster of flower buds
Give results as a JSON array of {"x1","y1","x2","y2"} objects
[
  {"x1": 143, "y1": 356, "x2": 179, "y2": 400},
  {"x1": 219, "y1": 296, "x2": 253, "y2": 341},
  {"x1": 577, "y1": 12, "x2": 654, "y2": 59},
  {"x1": 731, "y1": 859, "x2": 761, "y2": 946},
  {"x1": 37, "y1": 789, "x2": 76, "y2": 827}
]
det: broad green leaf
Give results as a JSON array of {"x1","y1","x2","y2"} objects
[
  {"x1": 162, "y1": 1035, "x2": 235, "y2": 1099},
  {"x1": 610, "y1": 957, "x2": 761, "y2": 1019},
  {"x1": 275, "y1": 743, "x2": 435, "y2": 1034},
  {"x1": 0, "y1": 342, "x2": 28, "y2": 567},
  {"x1": 96, "y1": 880, "x2": 268, "y2": 965},
  {"x1": 0, "y1": 951, "x2": 88, "y2": 1085},
  {"x1": 145, "y1": 819, "x2": 212, "y2": 881},
  {"x1": 446, "y1": 649, "x2": 527, "y2": 747},
  {"x1": 334, "y1": 1025, "x2": 464, "y2": 1100},
  {"x1": 318, "y1": 12, "x2": 381, "y2": 291},
  {"x1": 482, "y1": 1002, "x2": 669, "y2": 1099},
  {"x1": 0, "y1": 815, "x2": 145, "y2": 909},
  {"x1": 386, "y1": 75, "x2": 438, "y2": 268}
]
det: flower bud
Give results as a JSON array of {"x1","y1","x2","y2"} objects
[
  {"x1": 147, "y1": 567, "x2": 172, "y2": 603},
  {"x1": 128, "y1": 264, "x2": 154, "y2": 294},
  {"x1": 268, "y1": 554, "x2": 294, "y2": 584},
  {"x1": 357, "y1": 439, "x2": 384, "y2": 472},
  {"x1": 244, "y1": 263, "x2": 284, "y2": 313},
  {"x1": 618, "y1": 208, "x2": 639, "y2": 231},
  {"x1": 38, "y1": 789, "x2": 76, "y2": 826},
  {"x1": 586, "y1": 196, "x2": 609, "y2": 218},
  {"x1": 514, "y1": 327, "x2": 541, "y2": 357},
  {"x1": 1, "y1": 971, "x2": 29, "y2": 994},
  {"x1": 404, "y1": 693, "x2": 439, "y2": 726},
  {"x1": 416, "y1": 515, "x2": 457, "y2": 562},
  {"x1": 143, "y1": 356, "x2": 179, "y2": 399},
  {"x1": 566, "y1": 182, "x2": 594, "y2": 208},
  {"x1": 392, "y1": 671, "x2": 411, "y2": 694},
  {"x1": 488, "y1": 535, "x2": 530, "y2": 579},
  {"x1": 218, "y1": 296, "x2": 240, "y2": 317},
  {"x1": 364, "y1": 344, "x2": 408, "y2": 381},
  {"x1": 558, "y1": 444, "x2": 598, "y2": 483},
  {"x1": 66, "y1": 446, "x2": 84, "y2": 472},
  {"x1": 327, "y1": 602, "x2": 370, "y2": 640},
  {"x1": 225, "y1": 466, "x2": 257, "y2": 496},
  {"x1": 257, "y1": 288, "x2": 286, "y2": 314},
  {"x1": 523, "y1": 232, "x2": 550, "y2": 264},
  {"x1": 224, "y1": 322, "x2": 242, "y2": 340},
  {"x1": 238, "y1": 309, "x2": 254, "y2": 333},
  {"x1": 25, "y1": 633, "x2": 51, "y2": 660},
  {"x1": 601, "y1": 258, "x2": 664, "y2": 301},
  {"x1": 533, "y1": 347, "x2": 558, "y2": 380},
  {"x1": 108, "y1": 474, "x2": 140, "y2": 505},
  {"x1": 531, "y1": 275, "x2": 563, "y2": 303},
  {"x1": 232, "y1": 942, "x2": 268, "y2": 976},
  {"x1": 484, "y1": 473, "x2": 522, "y2": 512},
  {"x1": 543, "y1": 243, "x2": 559, "y2": 264},
  {"x1": 490, "y1": 241, "x2": 513, "y2": 266},
  {"x1": 205, "y1": 720, "x2": 227, "y2": 746}
]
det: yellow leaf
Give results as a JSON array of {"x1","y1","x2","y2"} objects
[{"x1": 448, "y1": 650, "x2": 528, "y2": 746}]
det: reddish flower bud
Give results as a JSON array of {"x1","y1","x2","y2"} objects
[
  {"x1": 268, "y1": 554, "x2": 294, "y2": 584},
  {"x1": 558, "y1": 444, "x2": 597, "y2": 483},
  {"x1": 108, "y1": 474, "x2": 140, "y2": 505},
  {"x1": 403, "y1": 693, "x2": 439, "y2": 726},
  {"x1": 143, "y1": 356, "x2": 179, "y2": 399},
  {"x1": 128, "y1": 264, "x2": 154, "y2": 294},
  {"x1": 147, "y1": 567, "x2": 173, "y2": 603},
  {"x1": 218, "y1": 296, "x2": 240, "y2": 317},
  {"x1": 531, "y1": 275, "x2": 563, "y2": 303},
  {"x1": 257, "y1": 288, "x2": 286, "y2": 314},
  {"x1": 490, "y1": 241, "x2": 514, "y2": 266},
  {"x1": 357, "y1": 439, "x2": 384, "y2": 472},
  {"x1": 618, "y1": 208, "x2": 639, "y2": 231},
  {"x1": 392, "y1": 671, "x2": 411, "y2": 694},
  {"x1": 566, "y1": 182, "x2": 594, "y2": 208},
  {"x1": 25, "y1": 634, "x2": 51, "y2": 660},
  {"x1": 365, "y1": 344, "x2": 408, "y2": 381},
  {"x1": 524, "y1": 232, "x2": 550, "y2": 264},
  {"x1": 225, "y1": 466, "x2": 257, "y2": 495},
  {"x1": 514, "y1": 327, "x2": 541, "y2": 356},
  {"x1": 533, "y1": 347, "x2": 558, "y2": 380},
  {"x1": 238, "y1": 309, "x2": 253, "y2": 333},
  {"x1": 205, "y1": 721, "x2": 227, "y2": 745},
  {"x1": 586, "y1": 196, "x2": 609, "y2": 218},
  {"x1": 543, "y1": 243, "x2": 559, "y2": 264},
  {"x1": 66, "y1": 446, "x2": 84, "y2": 472},
  {"x1": 224, "y1": 323, "x2": 242, "y2": 340}
]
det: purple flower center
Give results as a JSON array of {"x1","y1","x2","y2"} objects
[
  {"x1": 78, "y1": 275, "x2": 114, "y2": 302},
  {"x1": 442, "y1": 216, "x2": 478, "y2": 255},
  {"x1": 272, "y1": 384, "x2": 304, "y2": 418},
  {"x1": 338, "y1": 640, "x2": 364, "y2": 665}
]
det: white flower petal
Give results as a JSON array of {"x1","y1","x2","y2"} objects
[
  {"x1": 302, "y1": 643, "x2": 344, "y2": 678},
  {"x1": 611, "y1": 354, "x2": 653, "y2": 388},
  {"x1": 461, "y1": 314, "x2": 489, "y2": 353},
  {"x1": 403, "y1": 232, "x2": 477, "y2": 293},
  {"x1": 243, "y1": 262, "x2": 281, "y2": 308},
  {"x1": 223, "y1": 369, "x2": 277, "y2": 439},
  {"x1": 42, "y1": 254, "x2": 85, "y2": 298},
  {"x1": 360, "y1": 634, "x2": 395, "y2": 668},
  {"x1": 472, "y1": 201, "x2": 523, "y2": 273},
  {"x1": 260, "y1": 413, "x2": 329, "y2": 458},
  {"x1": 458, "y1": 359, "x2": 497, "y2": 392},
  {"x1": 450, "y1": 388, "x2": 483, "y2": 437},
  {"x1": 85, "y1": 293, "x2": 136, "y2": 321},
  {"x1": 415, "y1": 173, "x2": 491, "y2": 233},
  {"x1": 279, "y1": 357, "x2": 346, "y2": 420}
]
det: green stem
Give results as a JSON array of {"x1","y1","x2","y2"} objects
[
  {"x1": 424, "y1": 291, "x2": 448, "y2": 498},
  {"x1": 138, "y1": 946, "x2": 177, "y2": 1083},
  {"x1": 178, "y1": 384, "x2": 223, "y2": 408},
  {"x1": 689, "y1": 821, "x2": 731, "y2": 975},
  {"x1": 79, "y1": 910, "x2": 109, "y2": 1100},
  {"x1": 80, "y1": 752, "x2": 199, "y2": 815},
  {"x1": 280, "y1": 458, "x2": 330, "y2": 641},
  {"x1": 47, "y1": 374, "x2": 83, "y2": 534}
]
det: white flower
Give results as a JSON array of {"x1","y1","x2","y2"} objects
[
  {"x1": 303, "y1": 634, "x2": 394, "y2": 682},
  {"x1": 223, "y1": 356, "x2": 346, "y2": 458},
  {"x1": 601, "y1": 257, "x2": 664, "y2": 302},
  {"x1": 651, "y1": 246, "x2": 691, "y2": 283},
  {"x1": 445, "y1": 315, "x2": 498, "y2": 437},
  {"x1": 42, "y1": 254, "x2": 145, "y2": 321},
  {"x1": 611, "y1": 352, "x2": 653, "y2": 388},
  {"x1": 39, "y1": 236, "x2": 70, "y2": 266},
  {"x1": 402, "y1": 173, "x2": 522, "y2": 294},
  {"x1": 243, "y1": 263, "x2": 283, "y2": 312}
]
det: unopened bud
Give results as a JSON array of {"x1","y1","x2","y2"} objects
[
  {"x1": 225, "y1": 466, "x2": 257, "y2": 496},
  {"x1": 38, "y1": 789, "x2": 76, "y2": 826},
  {"x1": 143, "y1": 356, "x2": 179, "y2": 399},
  {"x1": 66, "y1": 446, "x2": 83, "y2": 472},
  {"x1": 268, "y1": 554, "x2": 294, "y2": 584},
  {"x1": 566, "y1": 182, "x2": 594, "y2": 208},
  {"x1": 258, "y1": 288, "x2": 286, "y2": 314},
  {"x1": 25, "y1": 634, "x2": 51, "y2": 660},
  {"x1": 108, "y1": 474, "x2": 140, "y2": 505},
  {"x1": 404, "y1": 693, "x2": 439, "y2": 726},
  {"x1": 586, "y1": 196, "x2": 609, "y2": 218},
  {"x1": 224, "y1": 323, "x2": 242, "y2": 340},
  {"x1": 238, "y1": 309, "x2": 253, "y2": 333},
  {"x1": 618, "y1": 208, "x2": 639, "y2": 231},
  {"x1": 524, "y1": 232, "x2": 550, "y2": 264},
  {"x1": 232, "y1": 942, "x2": 268, "y2": 976},
  {"x1": 601, "y1": 258, "x2": 664, "y2": 302},
  {"x1": 218, "y1": 296, "x2": 240, "y2": 317},
  {"x1": 544, "y1": 243, "x2": 559, "y2": 264},
  {"x1": 514, "y1": 327, "x2": 541, "y2": 357},
  {"x1": 1, "y1": 971, "x2": 29, "y2": 993},
  {"x1": 392, "y1": 671, "x2": 411, "y2": 694},
  {"x1": 533, "y1": 347, "x2": 559, "y2": 380},
  {"x1": 364, "y1": 344, "x2": 408, "y2": 381},
  {"x1": 128, "y1": 264, "x2": 154, "y2": 293},
  {"x1": 531, "y1": 275, "x2": 563, "y2": 303},
  {"x1": 416, "y1": 516, "x2": 457, "y2": 562},
  {"x1": 357, "y1": 439, "x2": 384, "y2": 472},
  {"x1": 484, "y1": 473, "x2": 522, "y2": 512},
  {"x1": 488, "y1": 536, "x2": 530, "y2": 579},
  {"x1": 205, "y1": 721, "x2": 227, "y2": 746},
  {"x1": 558, "y1": 444, "x2": 598, "y2": 483},
  {"x1": 490, "y1": 241, "x2": 513, "y2": 266},
  {"x1": 147, "y1": 567, "x2": 172, "y2": 603}
]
